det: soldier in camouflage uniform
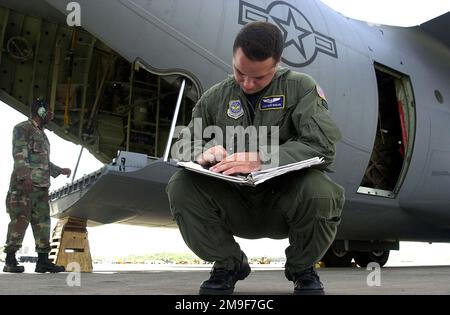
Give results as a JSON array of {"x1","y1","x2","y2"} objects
[{"x1": 3, "y1": 99, "x2": 71, "y2": 273}]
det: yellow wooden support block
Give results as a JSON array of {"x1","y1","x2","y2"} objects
[{"x1": 49, "y1": 217, "x2": 93, "y2": 272}]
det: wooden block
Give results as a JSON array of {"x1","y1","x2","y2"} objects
[{"x1": 50, "y1": 217, "x2": 93, "y2": 272}]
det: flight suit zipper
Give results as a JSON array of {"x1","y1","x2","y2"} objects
[
  {"x1": 240, "y1": 91, "x2": 265, "y2": 127},
  {"x1": 238, "y1": 91, "x2": 266, "y2": 154}
]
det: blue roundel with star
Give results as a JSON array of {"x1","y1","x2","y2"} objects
[{"x1": 238, "y1": 0, "x2": 338, "y2": 67}]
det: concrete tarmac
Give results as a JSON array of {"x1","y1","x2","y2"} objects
[{"x1": 0, "y1": 264, "x2": 449, "y2": 295}]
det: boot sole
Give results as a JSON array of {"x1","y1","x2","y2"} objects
[
  {"x1": 199, "y1": 264, "x2": 251, "y2": 295},
  {"x1": 199, "y1": 287, "x2": 234, "y2": 295},
  {"x1": 35, "y1": 269, "x2": 65, "y2": 273},
  {"x1": 294, "y1": 289, "x2": 325, "y2": 295},
  {"x1": 3, "y1": 266, "x2": 25, "y2": 273}
]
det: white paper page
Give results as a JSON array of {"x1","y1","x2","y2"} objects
[
  {"x1": 251, "y1": 157, "x2": 324, "y2": 184},
  {"x1": 177, "y1": 161, "x2": 249, "y2": 184}
]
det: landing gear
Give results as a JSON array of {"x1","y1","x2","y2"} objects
[
  {"x1": 321, "y1": 240, "x2": 396, "y2": 267},
  {"x1": 354, "y1": 251, "x2": 390, "y2": 267},
  {"x1": 321, "y1": 246, "x2": 353, "y2": 267},
  {"x1": 321, "y1": 248, "x2": 391, "y2": 268}
]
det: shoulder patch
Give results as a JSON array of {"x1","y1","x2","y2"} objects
[
  {"x1": 316, "y1": 85, "x2": 329, "y2": 109},
  {"x1": 227, "y1": 100, "x2": 244, "y2": 119},
  {"x1": 316, "y1": 85, "x2": 327, "y2": 102}
]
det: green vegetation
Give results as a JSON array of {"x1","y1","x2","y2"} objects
[
  {"x1": 93, "y1": 252, "x2": 206, "y2": 264},
  {"x1": 92, "y1": 252, "x2": 286, "y2": 265}
]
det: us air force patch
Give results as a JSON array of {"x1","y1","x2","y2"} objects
[
  {"x1": 260, "y1": 95, "x2": 285, "y2": 110},
  {"x1": 316, "y1": 85, "x2": 328, "y2": 109},
  {"x1": 227, "y1": 100, "x2": 244, "y2": 119},
  {"x1": 316, "y1": 85, "x2": 327, "y2": 102}
]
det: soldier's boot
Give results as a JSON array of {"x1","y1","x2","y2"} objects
[
  {"x1": 199, "y1": 252, "x2": 251, "y2": 295},
  {"x1": 292, "y1": 267, "x2": 325, "y2": 295},
  {"x1": 3, "y1": 252, "x2": 25, "y2": 273},
  {"x1": 35, "y1": 253, "x2": 65, "y2": 273}
]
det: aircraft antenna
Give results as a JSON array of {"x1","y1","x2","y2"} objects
[{"x1": 163, "y1": 79, "x2": 186, "y2": 162}]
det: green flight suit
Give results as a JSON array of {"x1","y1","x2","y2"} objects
[
  {"x1": 167, "y1": 68, "x2": 345, "y2": 275},
  {"x1": 4, "y1": 120, "x2": 63, "y2": 254}
]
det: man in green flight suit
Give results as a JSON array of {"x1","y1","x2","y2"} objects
[
  {"x1": 3, "y1": 99, "x2": 71, "y2": 273},
  {"x1": 167, "y1": 21, "x2": 345, "y2": 295}
]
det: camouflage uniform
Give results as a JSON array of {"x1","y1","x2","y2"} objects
[{"x1": 4, "y1": 120, "x2": 62, "y2": 254}]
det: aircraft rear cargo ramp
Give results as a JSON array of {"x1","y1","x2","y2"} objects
[{"x1": 50, "y1": 152, "x2": 178, "y2": 227}]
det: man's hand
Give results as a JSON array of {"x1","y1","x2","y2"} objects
[
  {"x1": 210, "y1": 152, "x2": 262, "y2": 175},
  {"x1": 60, "y1": 168, "x2": 72, "y2": 178},
  {"x1": 196, "y1": 146, "x2": 228, "y2": 166}
]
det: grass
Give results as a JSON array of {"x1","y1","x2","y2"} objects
[{"x1": 92, "y1": 253, "x2": 286, "y2": 265}]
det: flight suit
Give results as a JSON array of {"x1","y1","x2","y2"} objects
[
  {"x1": 4, "y1": 120, "x2": 63, "y2": 254},
  {"x1": 167, "y1": 68, "x2": 345, "y2": 275}
]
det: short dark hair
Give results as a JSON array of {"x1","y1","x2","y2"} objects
[{"x1": 233, "y1": 21, "x2": 284, "y2": 62}]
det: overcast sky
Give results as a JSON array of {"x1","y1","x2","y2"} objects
[
  {"x1": 1, "y1": 1, "x2": 450, "y2": 265},
  {"x1": 320, "y1": 0, "x2": 449, "y2": 26}
]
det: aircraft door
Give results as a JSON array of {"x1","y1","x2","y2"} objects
[{"x1": 358, "y1": 64, "x2": 416, "y2": 198}]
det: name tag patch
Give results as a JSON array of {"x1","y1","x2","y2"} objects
[
  {"x1": 260, "y1": 95, "x2": 285, "y2": 110},
  {"x1": 227, "y1": 100, "x2": 244, "y2": 119}
]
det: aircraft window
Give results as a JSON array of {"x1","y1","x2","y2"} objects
[{"x1": 434, "y1": 90, "x2": 444, "y2": 104}]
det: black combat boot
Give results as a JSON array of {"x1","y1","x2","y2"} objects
[
  {"x1": 35, "y1": 253, "x2": 65, "y2": 273},
  {"x1": 292, "y1": 267, "x2": 325, "y2": 295},
  {"x1": 3, "y1": 252, "x2": 25, "y2": 273},
  {"x1": 199, "y1": 253, "x2": 251, "y2": 295}
]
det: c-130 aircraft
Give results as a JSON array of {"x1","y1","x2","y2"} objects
[{"x1": 0, "y1": 0, "x2": 448, "y2": 267}]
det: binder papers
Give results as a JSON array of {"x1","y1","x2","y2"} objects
[{"x1": 177, "y1": 157, "x2": 324, "y2": 187}]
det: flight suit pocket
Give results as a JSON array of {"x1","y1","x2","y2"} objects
[
  {"x1": 260, "y1": 106, "x2": 291, "y2": 126},
  {"x1": 29, "y1": 139, "x2": 49, "y2": 166},
  {"x1": 6, "y1": 191, "x2": 29, "y2": 217},
  {"x1": 316, "y1": 206, "x2": 341, "y2": 225},
  {"x1": 311, "y1": 110, "x2": 342, "y2": 144},
  {"x1": 32, "y1": 141, "x2": 44, "y2": 152},
  {"x1": 315, "y1": 192, "x2": 345, "y2": 226},
  {"x1": 260, "y1": 107, "x2": 294, "y2": 144}
]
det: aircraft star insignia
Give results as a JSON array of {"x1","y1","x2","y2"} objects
[
  {"x1": 238, "y1": 0, "x2": 339, "y2": 67},
  {"x1": 272, "y1": 9, "x2": 312, "y2": 60}
]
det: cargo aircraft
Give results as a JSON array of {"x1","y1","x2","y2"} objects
[{"x1": 0, "y1": 0, "x2": 448, "y2": 267}]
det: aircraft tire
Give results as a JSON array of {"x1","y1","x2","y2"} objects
[
  {"x1": 354, "y1": 251, "x2": 390, "y2": 267},
  {"x1": 321, "y1": 246, "x2": 353, "y2": 267}
]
